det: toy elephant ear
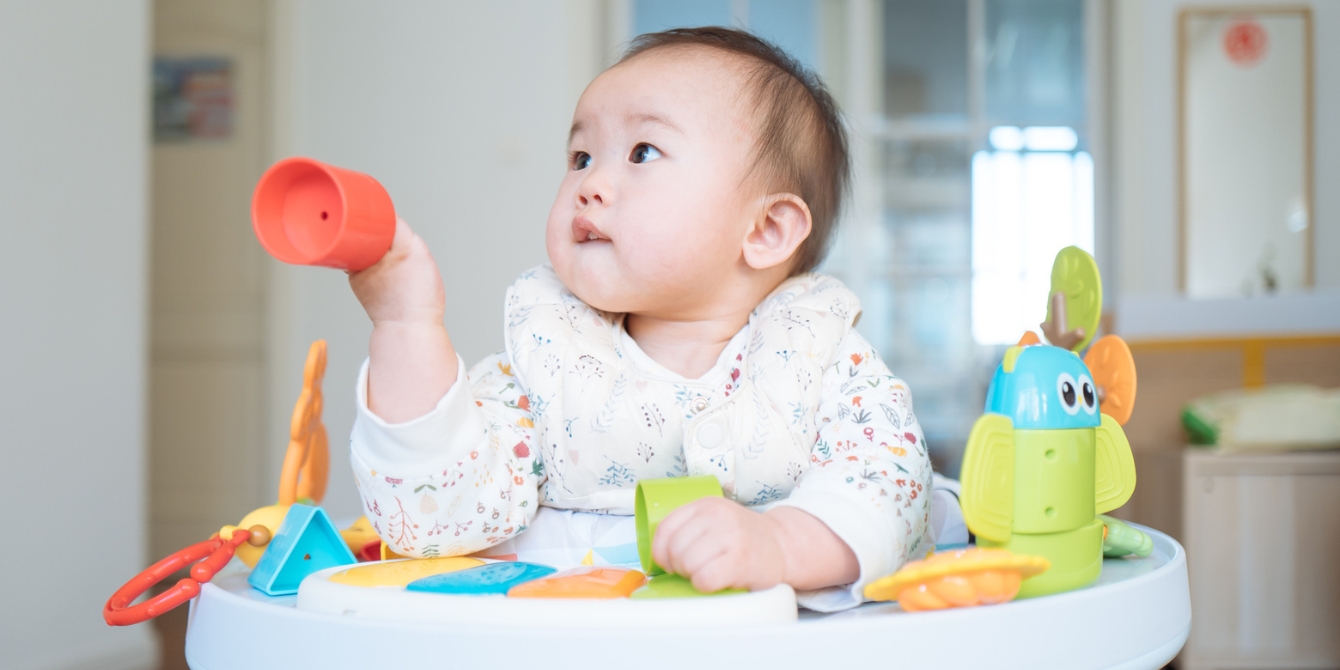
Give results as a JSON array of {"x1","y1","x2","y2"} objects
[
  {"x1": 960, "y1": 414, "x2": 1015, "y2": 544},
  {"x1": 1094, "y1": 414, "x2": 1137, "y2": 514},
  {"x1": 1085, "y1": 335, "x2": 1137, "y2": 425}
]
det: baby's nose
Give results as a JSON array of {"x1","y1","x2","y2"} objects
[{"x1": 576, "y1": 171, "x2": 609, "y2": 207}]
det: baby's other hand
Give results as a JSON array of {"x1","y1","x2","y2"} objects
[
  {"x1": 348, "y1": 218, "x2": 446, "y2": 327},
  {"x1": 651, "y1": 497, "x2": 786, "y2": 593}
]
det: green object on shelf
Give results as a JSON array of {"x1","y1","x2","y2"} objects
[
  {"x1": 629, "y1": 573, "x2": 744, "y2": 599},
  {"x1": 635, "y1": 475, "x2": 723, "y2": 576},
  {"x1": 1047, "y1": 246, "x2": 1103, "y2": 352},
  {"x1": 1181, "y1": 385, "x2": 1340, "y2": 451},
  {"x1": 1181, "y1": 407, "x2": 1219, "y2": 445}
]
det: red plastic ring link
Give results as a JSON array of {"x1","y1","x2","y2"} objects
[{"x1": 104, "y1": 529, "x2": 251, "y2": 626}]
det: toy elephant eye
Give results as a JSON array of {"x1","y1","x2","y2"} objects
[
  {"x1": 1078, "y1": 374, "x2": 1097, "y2": 414},
  {"x1": 1056, "y1": 372, "x2": 1081, "y2": 415}
]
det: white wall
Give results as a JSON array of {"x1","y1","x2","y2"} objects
[
  {"x1": 266, "y1": 1, "x2": 607, "y2": 518},
  {"x1": 0, "y1": 2, "x2": 157, "y2": 669},
  {"x1": 1110, "y1": 0, "x2": 1340, "y2": 336}
]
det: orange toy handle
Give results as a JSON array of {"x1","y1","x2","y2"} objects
[
  {"x1": 279, "y1": 340, "x2": 329, "y2": 505},
  {"x1": 103, "y1": 530, "x2": 250, "y2": 626}
]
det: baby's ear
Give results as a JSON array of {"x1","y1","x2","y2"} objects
[{"x1": 742, "y1": 193, "x2": 812, "y2": 271}]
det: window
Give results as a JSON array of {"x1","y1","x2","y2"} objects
[
  {"x1": 867, "y1": 0, "x2": 1095, "y2": 470},
  {"x1": 623, "y1": 0, "x2": 1100, "y2": 474},
  {"x1": 973, "y1": 0, "x2": 1093, "y2": 345},
  {"x1": 972, "y1": 128, "x2": 1094, "y2": 345}
]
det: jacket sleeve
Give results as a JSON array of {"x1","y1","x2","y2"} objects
[
  {"x1": 772, "y1": 329, "x2": 934, "y2": 611},
  {"x1": 349, "y1": 352, "x2": 542, "y2": 558}
]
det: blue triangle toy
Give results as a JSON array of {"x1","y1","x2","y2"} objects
[{"x1": 248, "y1": 503, "x2": 356, "y2": 596}]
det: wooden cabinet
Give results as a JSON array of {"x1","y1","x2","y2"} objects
[{"x1": 1131, "y1": 449, "x2": 1340, "y2": 669}]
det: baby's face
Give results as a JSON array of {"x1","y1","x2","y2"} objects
[{"x1": 547, "y1": 48, "x2": 760, "y2": 317}]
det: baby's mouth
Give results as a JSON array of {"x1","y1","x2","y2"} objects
[{"x1": 572, "y1": 217, "x2": 609, "y2": 243}]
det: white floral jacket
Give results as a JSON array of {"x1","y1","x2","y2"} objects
[{"x1": 351, "y1": 266, "x2": 933, "y2": 602}]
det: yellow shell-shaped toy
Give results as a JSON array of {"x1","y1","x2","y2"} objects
[{"x1": 864, "y1": 548, "x2": 1050, "y2": 612}]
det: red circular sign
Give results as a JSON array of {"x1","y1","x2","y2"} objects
[{"x1": 1223, "y1": 19, "x2": 1267, "y2": 67}]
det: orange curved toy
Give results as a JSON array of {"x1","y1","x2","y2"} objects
[
  {"x1": 279, "y1": 340, "x2": 330, "y2": 505},
  {"x1": 105, "y1": 529, "x2": 253, "y2": 626},
  {"x1": 864, "y1": 548, "x2": 1050, "y2": 612},
  {"x1": 1017, "y1": 331, "x2": 1042, "y2": 347},
  {"x1": 106, "y1": 340, "x2": 333, "y2": 626},
  {"x1": 1083, "y1": 334, "x2": 1138, "y2": 426}
]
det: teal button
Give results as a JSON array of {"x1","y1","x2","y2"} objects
[{"x1": 407, "y1": 562, "x2": 556, "y2": 595}]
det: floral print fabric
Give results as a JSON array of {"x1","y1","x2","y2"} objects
[{"x1": 351, "y1": 266, "x2": 933, "y2": 607}]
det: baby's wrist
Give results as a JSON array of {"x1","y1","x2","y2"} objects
[
  {"x1": 763, "y1": 506, "x2": 858, "y2": 591},
  {"x1": 757, "y1": 509, "x2": 792, "y2": 586},
  {"x1": 370, "y1": 310, "x2": 447, "y2": 331},
  {"x1": 761, "y1": 509, "x2": 798, "y2": 584},
  {"x1": 369, "y1": 319, "x2": 455, "y2": 360}
]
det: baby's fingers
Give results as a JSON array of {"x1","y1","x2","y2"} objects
[
  {"x1": 651, "y1": 502, "x2": 712, "y2": 575},
  {"x1": 687, "y1": 557, "x2": 744, "y2": 594},
  {"x1": 375, "y1": 218, "x2": 418, "y2": 266},
  {"x1": 347, "y1": 218, "x2": 410, "y2": 279},
  {"x1": 667, "y1": 523, "x2": 732, "y2": 579},
  {"x1": 388, "y1": 217, "x2": 417, "y2": 253}
]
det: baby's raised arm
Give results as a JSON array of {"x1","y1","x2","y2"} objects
[
  {"x1": 346, "y1": 222, "x2": 543, "y2": 557},
  {"x1": 348, "y1": 219, "x2": 460, "y2": 422}
]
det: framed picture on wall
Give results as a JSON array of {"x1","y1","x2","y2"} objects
[
  {"x1": 1178, "y1": 7, "x2": 1314, "y2": 298},
  {"x1": 152, "y1": 57, "x2": 234, "y2": 142}
]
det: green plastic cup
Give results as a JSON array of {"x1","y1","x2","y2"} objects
[{"x1": 635, "y1": 475, "x2": 723, "y2": 575}]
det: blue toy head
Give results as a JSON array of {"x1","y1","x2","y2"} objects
[{"x1": 984, "y1": 345, "x2": 1101, "y2": 429}]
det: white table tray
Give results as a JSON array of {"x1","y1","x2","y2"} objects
[{"x1": 184, "y1": 523, "x2": 1189, "y2": 670}]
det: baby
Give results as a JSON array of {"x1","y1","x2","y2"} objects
[{"x1": 347, "y1": 27, "x2": 933, "y2": 611}]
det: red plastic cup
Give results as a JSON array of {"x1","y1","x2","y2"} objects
[{"x1": 251, "y1": 157, "x2": 395, "y2": 271}]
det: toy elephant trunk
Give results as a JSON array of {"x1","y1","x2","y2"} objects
[{"x1": 960, "y1": 344, "x2": 1137, "y2": 598}]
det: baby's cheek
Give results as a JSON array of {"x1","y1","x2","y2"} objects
[{"x1": 629, "y1": 228, "x2": 717, "y2": 278}]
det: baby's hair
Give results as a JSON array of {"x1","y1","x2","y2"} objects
[{"x1": 620, "y1": 27, "x2": 850, "y2": 275}]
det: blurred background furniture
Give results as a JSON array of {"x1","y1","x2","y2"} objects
[
  {"x1": 1135, "y1": 448, "x2": 1340, "y2": 670},
  {"x1": 1115, "y1": 334, "x2": 1340, "y2": 669}
]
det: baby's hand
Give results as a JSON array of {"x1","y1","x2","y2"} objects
[
  {"x1": 351, "y1": 218, "x2": 458, "y2": 422},
  {"x1": 651, "y1": 497, "x2": 787, "y2": 593},
  {"x1": 348, "y1": 218, "x2": 446, "y2": 327}
]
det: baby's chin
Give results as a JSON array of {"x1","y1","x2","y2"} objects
[{"x1": 552, "y1": 258, "x2": 642, "y2": 314}]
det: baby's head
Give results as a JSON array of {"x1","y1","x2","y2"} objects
[{"x1": 547, "y1": 28, "x2": 849, "y2": 319}]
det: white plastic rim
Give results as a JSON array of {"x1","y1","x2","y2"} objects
[
  {"x1": 186, "y1": 524, "x2": 1190, "y2": 670},
  {"x1": 296, "y1": 566, "x2": 798, "y2": 628}
]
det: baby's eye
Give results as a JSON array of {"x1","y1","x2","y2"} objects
[
  {"x1": 571, "y1": 151, "x2": 591, "y2": 170},
  {"x1": 629, "y1": 143, "x2": 662, "y2": 164}
]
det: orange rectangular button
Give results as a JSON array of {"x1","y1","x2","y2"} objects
[{"x1": 506, "y1": 567, "x2": 646, "y2": 599}]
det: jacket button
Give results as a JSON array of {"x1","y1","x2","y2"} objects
[
  {"x1": 697, "y1": 422, "x2": 724, "y2": 448},
  {"x1": 691, "y1": 397, "x2": 709, "y2": 414}
]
